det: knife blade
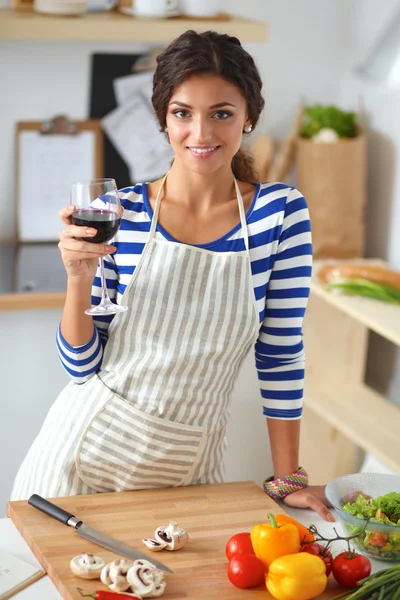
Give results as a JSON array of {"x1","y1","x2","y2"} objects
[{"x1": 28, "y1": 494, "x2": 173, "y2": 574}]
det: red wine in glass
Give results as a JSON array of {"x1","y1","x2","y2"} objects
[
  {"x1": 70, "y1": 178, "x2": 127, "y2": 316},
  {"x1": 72, "y1": 209, "x2": 121, "y2": 244}
]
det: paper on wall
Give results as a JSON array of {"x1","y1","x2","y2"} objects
[
  {"x1": 18, "y1": 130, "x2": 95, "y2": 242},
  {"x1": 101, "y1": 91, "x2": 173, "y2": 183},
  {"x1": 113, "y1": 71, "x2": 154, "y2": 107}
]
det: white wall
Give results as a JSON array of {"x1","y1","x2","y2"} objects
[{"x1": 0, "y1": 0, "x2": 355, "y2": 515}]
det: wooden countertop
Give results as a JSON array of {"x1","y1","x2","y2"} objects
[{"x1": 7, "y1": 481, "x2": 346, "y2": 599}]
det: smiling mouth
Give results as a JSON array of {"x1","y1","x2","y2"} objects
[{"x1": 187, "y1": 146, "x2": 221, "y2": 155}]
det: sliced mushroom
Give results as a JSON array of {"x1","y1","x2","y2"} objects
[
  {"x1": 154, "y1": 522, "x2": 189, "y2": 551},
  {"x1": 127, "y1": 560, "x2": 166, "y2": 598},
  {"x1": 70, "y1": 553, "x2": 105, "y2": 579},
  {"x1": 100, "y1": 558, "x2": 133, "y2": 592},
  {"x1": 142, "y1": 538, "x2": 167, "y2": 552}
]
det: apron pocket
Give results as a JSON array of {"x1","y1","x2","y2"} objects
[{"x1": 75, "y1": 394, "x2": 206, "y2": 493}]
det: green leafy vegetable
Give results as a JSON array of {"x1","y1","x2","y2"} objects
[
  {"x1": 328, "y1": 278, "x2": 400, "y2": 305},
  {"x1": 301, "y1": 104, "x2": 358, "y2": 139},
  {"x1": 343, "y1": 492, "x2": 400, "y2": 526}
]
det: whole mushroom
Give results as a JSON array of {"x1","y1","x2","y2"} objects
[
  {"x1": 127, "y1": 560, "x2": 166, "y2": 598},
  {"x1": 70, "y1": 554, "x2": 105, "y2": 579},
  {"x1": 100, "y1": 558, "x2": 133, "y2": 592},
  {"x1": 142, "y1": 522, "x2": 188, "y2": 552},
  {"x1": 154, "y1": 522, "x2": 189, "y2": 551}
]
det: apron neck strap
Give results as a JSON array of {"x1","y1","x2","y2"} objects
[
  {"x1": 234, "y1": 178, "x2": 250, "y2": 252},
  {"x1": 149, "y1": 173, "x2": 168, "y2": 238},
  {"x1": 149, "y1": 173, "x2": 250, "y2": 251}
]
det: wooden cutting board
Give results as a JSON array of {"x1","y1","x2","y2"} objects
[{"x1": 7, "y1": 481, "x2": 344, "y2": 599}]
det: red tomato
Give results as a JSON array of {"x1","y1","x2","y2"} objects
[
  {"x1": 225, "y1": 532, "x2": 254, "y2": 561},
  {"x1": 366, "y1": 532, "x2": 387, "y2": 547},
  {"x1": 332, "y1": 551, "x2": 371, "y2": 589},
  {"x1": 227, "y1": 554, "x2": 266, "y2": 589},
  {"x1": 300, "y1": 542, "x2": 333, "y2": 576}
]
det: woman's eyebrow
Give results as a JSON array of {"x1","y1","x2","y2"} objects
[{"x1": 169, "y1": 101, "x2": 236, "y2": 108}]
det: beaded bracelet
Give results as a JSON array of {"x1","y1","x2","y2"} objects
[{"x1": 263, "y1": 466, "x2": 309, "y2": 500}]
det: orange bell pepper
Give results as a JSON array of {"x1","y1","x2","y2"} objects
[
  {"x1": 250, "y1": 513, "x2": 300, "y2": 570},
  {"x1": 273, "y1": 514, "x2": 315, "y2": 544}
]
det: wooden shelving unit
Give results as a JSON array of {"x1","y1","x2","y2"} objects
[
  {"x1": 0, "y1": 9, "x2": 267, "y2": 42},
  {"x1": 305, "y1": 376, "x2": 400, "y2": 474},
  {"x1": 0, "y1": 291, "x2": 65, "y2": 310},
  {"x1": 300, "y1": 259, "x2": 400, "y2": 483},
  {"x1": 311, "y1": 262, "x2": 400, "y2": 347}
]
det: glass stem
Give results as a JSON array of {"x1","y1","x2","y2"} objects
[{"x1": 99, "y1": 256, "x2": 112, "y2": 306}]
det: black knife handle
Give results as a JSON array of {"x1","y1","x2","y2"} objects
[{"x1": 28, "y1": 494, "x2": 82, "y2": 527}]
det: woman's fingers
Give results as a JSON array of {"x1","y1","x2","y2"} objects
[
  {"x1": 59, "y1": 224, "x2": 97, "y2": 240},
  {"x1": 58, "y1": 239, "x2": 116, "y2": 256},
  {"x1": 59, "y1": 205, "x2": 76, "y2": 225},
  {"x1": 283, "y1": 486, "x2": 336, "y2": 522},
  {"x1": 303, "y1": 495, "x2": 335, "y2": 522}
]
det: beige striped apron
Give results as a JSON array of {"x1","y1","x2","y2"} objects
[{"x1": 11, "y1": 175, "x2": 260, "y2": 500}]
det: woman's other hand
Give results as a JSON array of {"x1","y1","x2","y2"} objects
[
  {"x1": 283, "y1": 485, "x2": 335, "y2": 522},
  {"x1": 58, "y1": 205, "x2": 115, "y2": 282}
]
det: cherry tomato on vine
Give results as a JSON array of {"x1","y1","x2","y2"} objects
[
  {"x1": 225, "y1": 532, "x2": 254, "y2": 561},
  {"x1": 332, "y1": 551, "x2": 371, "y2": 588},
  {"x1": 227, "y1": 554, "x2": 265, "y2": 589},
  {"x1": 301, "y1": 542, "x2": 333, "y2": 576}
]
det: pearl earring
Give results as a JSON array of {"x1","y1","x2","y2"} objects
[
  {"x1": 165, "y1": 127, "x2": 168, "y2": 133},
  {"x1": 244, "y1": 124, "x2": 252, "y2": 133}
]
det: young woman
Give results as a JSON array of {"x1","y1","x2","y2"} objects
[{"x1": 11, "y1": 30, "x2": 333, "y2": 521}]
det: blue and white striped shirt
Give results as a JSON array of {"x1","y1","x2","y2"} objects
[{"x1": 57, "y1": 181, "x2": 312, "y2": 420}]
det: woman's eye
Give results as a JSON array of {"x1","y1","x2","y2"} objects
[
  {"x1": 172, "y1": 110, "x2": 190, "y2": 119},
  {"x1": 213, "y1": 111, "x2": 232, "y2": 120}
]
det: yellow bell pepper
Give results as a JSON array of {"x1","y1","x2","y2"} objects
[
  {"x1": 266, "y1": 553, "x2": 328, "y2": 600},
  {"x1": 250, "y1": 513, "x2": 300, "y2": 570}
]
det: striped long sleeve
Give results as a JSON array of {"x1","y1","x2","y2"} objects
[
  {"x1": 254, "y1": 187, "x2": 312, "y2": 420},
  {"x1": 56, "y1": 255, "x2": 118, "y2": 383}
]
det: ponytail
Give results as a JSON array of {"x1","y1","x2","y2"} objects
[{"x1": 231, "y1": 148, "x2": 258, "y2": 183}]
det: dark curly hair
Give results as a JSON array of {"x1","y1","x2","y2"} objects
[{"x1": 152, "y1": 30, "x2": 265, "y2": 182}]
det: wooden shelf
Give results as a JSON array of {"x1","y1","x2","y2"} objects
[
  {"x1": 312, "y1": 259, "x2": 400, "y2": 347},
  {"x1": 0, "y1": 9, "x2": 267, "y2": 42},
  {"x1": 304, "y1": 374, "x2": 400, "y2": 475},
  {"x1": 0, "y1": 291, "x2": 65, "y2": 310}
]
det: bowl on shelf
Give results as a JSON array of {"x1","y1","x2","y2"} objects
[{"x1": 325, "y1": 473, "x2": 400, "y2": 561}]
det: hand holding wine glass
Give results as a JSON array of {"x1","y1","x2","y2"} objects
[{"x1": 58, "y1": 178, "x2": 127, "y2": 316}]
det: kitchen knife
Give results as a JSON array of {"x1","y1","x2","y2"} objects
[{"x1": 28, "y1": 494, "x2": 173, "y2": 574}]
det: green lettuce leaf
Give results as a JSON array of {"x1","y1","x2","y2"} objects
[{"x1": 342, "y1": 492, "x2": 400, "y2": 525}]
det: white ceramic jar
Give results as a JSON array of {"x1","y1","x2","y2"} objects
[
  {"x1": 134, "y1": 0, "x2": 180, "y2": 18},
  {"x1": 179, "y1": 0, "x2": 220, "y2": 17},
  {"x1": 34, "y1": 0, "x2": 86, "y2": 14}
]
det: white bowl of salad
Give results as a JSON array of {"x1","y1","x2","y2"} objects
[{"x1": 325, "y1": 473, "x2": 400, "y2": 561}]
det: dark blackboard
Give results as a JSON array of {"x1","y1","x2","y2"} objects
[{"x1": 89, "y1": 53, "x2": 144, "y2": 188}]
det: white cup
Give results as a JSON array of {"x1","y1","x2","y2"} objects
[
  {"x1": 179, "y1": 0, "x2": 220, "y2": 17},
  {"x1": 134, "y1": 0, "x2": 179, "y2": 18}
]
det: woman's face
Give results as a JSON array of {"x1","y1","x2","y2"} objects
[{"x1": 165, "y1": 74, "x2": 250, "y2": 175}]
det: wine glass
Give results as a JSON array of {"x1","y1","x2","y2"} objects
[{"x1": 71, "y1": 178, "x2": 128, "y2": 316}]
